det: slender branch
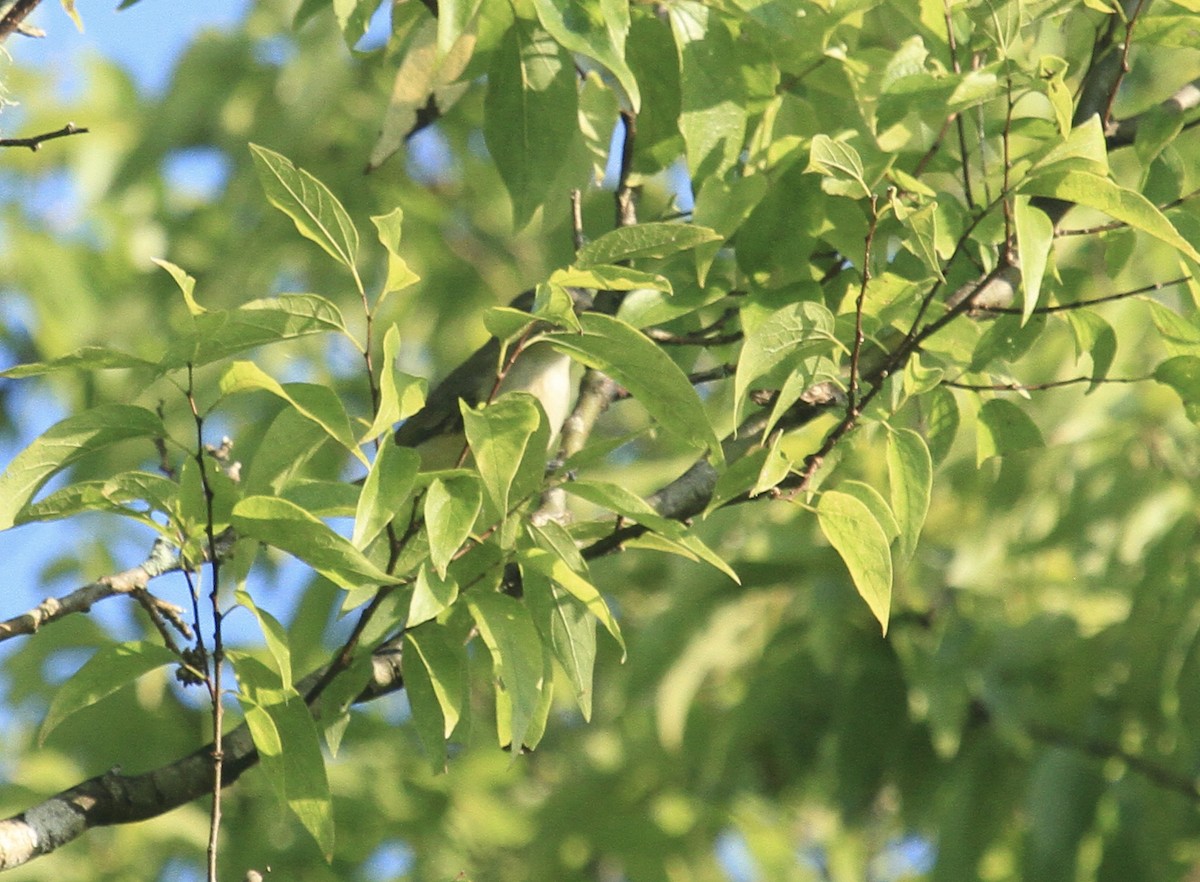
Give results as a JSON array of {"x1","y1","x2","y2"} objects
[
  {"x1": 0, "y1": 648, "x2": 409, "y2": 871},
  {"x1": 943, "y1": 374, "x2": 1151, "y2": 392},
  {"x1": 943, "y1": 1, "x2": 974, "y2": 209},
  {"x1": 186, "y1": 366, "x2": 225, "y2": 882},
  {"x1": 0, "y1": 538, "x2": 187, "y2": 642},
  {"x1": 847, "y1": 195, "x2": 879, "y2": 417},
  {"x1": 978, "y1": 276, "x2": 1191, "y2": 315},
  {"x1": 1101, "y1": 0, "x2": 1150, "y2": 132},
  {"x1": 1056, "y1": 189, "x2": 1200, "y2": 237},
  {"x1": 614, "y1": 110, "x2": 638, "y2": 230},
  {"x1": 1026, "y1": 721, "x2": 1200, "y2": 800},
  {"x1": 0, "y1": 0, "x2": 42, "y2": 42},
  {"x1": 0, "y1": 122, "x2": 89, "y2": 151},
  {"x1": 1107, "y1": 80, "x2": 1200, "y2": 148}
]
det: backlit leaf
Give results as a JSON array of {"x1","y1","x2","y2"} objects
[{"x1": 817, "y1": 490, "x2": 893, "y2": 635}]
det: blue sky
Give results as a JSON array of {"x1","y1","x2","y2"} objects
[
  {"x1": 0, "y1": 1, "x2": 256, "y2": 690},
  {"x1": 19, "y1": 0, "x2": 252, "y2": 96}
]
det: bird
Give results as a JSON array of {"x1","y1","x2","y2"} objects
[{"x1": 392, "y1": 288, "x2": 586, "y2": 465}]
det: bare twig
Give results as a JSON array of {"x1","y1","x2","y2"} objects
[
  {"x1": 186, "y1": 365, "x2": 225, "y2": 882},
  {"x1": 1056, "y1": 189, "x2": 1200, "y2": 237},
  {"x1": 979, "y1": 276, "x2": 1191, "y2": 315},
  {"x1": 1101, "y1": 0, "x2": 1150, "y2": 132},
  {"x1": 0, "y1": 122, "x2": 89, "y2": 151},
  {"x1": 943, "y1": 1, "x2": 974, "y2": 209},
  {"x1": 0, "y1": 538, "x2": 187, "y2": 642},
  {"x1": 847, "y1": 196, "x2": 880, "y2": 416},
  {"x1": 0, "y1": 0, "x2": 42, "y2": 42},
  {"x1": 614, "y1": 110, "x2": 638, "y2": 230},
  {"x1": 943, "y1": 374, "x2": 1150, "y2": 392}
]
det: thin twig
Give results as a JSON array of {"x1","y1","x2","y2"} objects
[
  {"x1": 614, "y1": 111, "x2": 638, "y2": 230},
  {"x1": 1102, "y1": 0, "x2": 1150, "y2": 132},
  {"x1": 0, "y1": 122, "x2": 89, "y2": 150},
  {"x1": 0, "y1": 0, "x2": 42, "y2": 42},
  {"x1": 978, "y1": 276, "x2": 1191, "y2": 315},
  {"x1": 186, "y1": 365, "x2": 224, "y2": 882},
  {"x1": 847, "y1": 195, "x2": 880, "y2": 417},
  {"x1": 943, "y1": 2, "x2": 975, "y2": 209},
  {"x1": 0, "y1": 538, "x2": 185, "y2": 642},
  {"x1": 1056, "y1": 189, "x2": 1200, "y2": 237},
  {"x1": 943, "y1": 374, "x2": 1150, "y2": 392}
]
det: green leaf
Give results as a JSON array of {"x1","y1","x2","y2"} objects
[
  {"x1": 1144, "y1": 298, "x2": 1200, "y2": 357},
  {"x1": 1013, "y1": 197, "x2": 1054, "y2": 324},
  {"x1": 887, "y1": 428, "x2": 933, "y2": 562},
  {"x1": 806, "y1": 134, "x2": 871, "y2": 199},
  {"x1": 235, "y1": 655, "x2": 334, "y2": 859},
  {"x1": 333, "y1": 0, "x2": 377, "y2": 45},
  {"x1": 1064, "y1": 310, "x2": 1116, "y2": 393},
  {"x1": 1155, "y1": 355, "x2": 1200, "y2": 423},
  {"x1": 424, "y1": 475, "x2": 483, "y2": 577},
  {"x1": 401, "y1": 629, "x2": 450, "y2": 772},
  {"x1": 563, "y1": 479, "x2": 738, "y2": 582},
  {"x1": 59, "y1": 0, "x2": 83, "y2": 30},
  {"x1": 524, "y1": 566, "x2": 596, "y2": 720},
  {"x1": 575, "y1": 222, "x2": 722, "y2": 266},
  {"x1": 352, "y1": 440, "x2": 421, "y2": 549},
  {"x1": 1021, "y1": 169, "x2": 1200, "y2": 263},
  {"x1": 152, "y1": 257, "x2": 204, "y2": 315},
  {"x1": 1038, "y1": 56, "x2": 1072, "y2": 137},
  {"x1": 408, "y1": 564, "x2": 459, "y2": 628},
  {"x1": 17, "y1": 471, "x2": 177, "y2": 531},
  {"x1": 578, "y1": 70, "x2": 620, "y2": 183},
  {"x1": 370, "y1": 208, "x2": 421, "y2": 301},
  {"x1": 519, "y1": 547, "x2": 624, "y2": 656},
  {"x1": 901, "y1": 201, "x2": 945, "y2": 282},
  {"x1": 532, "y1": 0, "x2": 640, "y2": 111},
  {"x1": 0, "y1": 404, "x2": 165, "y2": 531},
  {"x1": 550, "y1": 264, "x2": 673, "y2": 295},
  {"x1": 408, "y1": 624, "x2": 468, "y2": 737},
  {"x1": 734, "y1": 302, "x2": 838, "y2": 422},
  {"x1": 219, "y1": 361, "x2": 366, "y2": 466},
  {"x1": 163, "y1": 294, "x2": 350, "y2": 370},
  {"x1": 976, "y1": 399, "x2": 1045, "y2": 465},
  {"x1": 668, "y1": 1, "x2": 746, "y2": 179},
  {"x1": 466, "y1": 591, "x2": 545, "y2": 751},
  {"x1": 39, "y1": 641, "x2": 178, "y2": 744},
  {"x1": 280, "y1": 479, "x2": 359, "y2": 517},
  {"x1": 838, "y1": 481, "x2": 900, "y2": 543},
  {"x1": 232, "y1": 495, "x2": 400, "y2": 591},
  {"x1": 244, "y1": 407, "x2": 331, "y2": 497},
  {"x1": 817, "y1": 490, "x2": 893, "y2": 635},
  {"x1": 1136, "y1": 15, "x2": 1200, "y2": 48},
  {"x1": 0, "y1": 346, "x2": 157, "y2": 379},
  {"x1": 1030, "y1": 115, "x2": 1109, "y2": 176},
  {"x1": 545, "y1": 313, "x2": 723, "y2": 462},
  {"x1": 484, "y1": 18, "x2": 579, "y2": 228},
  {"x1": 924, "y1": 386, "x2": 960, "y2": 465},
  {"x1": 367, "y1": 15, "x2": 476, "y2": 172},
  {"x1": 235, "y1": 589, "x2": 293, "y2": 685},
  {"x1": 250, "y1": 143, "x2": 360, "y2": 271},
  {"x1": 362, "y1": 325, "x2": 428, "y2": 443},
  {"x1": 438, "y1": 0, "x2": 484, "y2": 54},
  {"x1": 462, "y1": 393, "x2": 542, "y2": 519}
]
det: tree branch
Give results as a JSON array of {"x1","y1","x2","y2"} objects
[
  {"x1": 0, "y1": 538, "x2": 189, "y2": 642},
  {"x1": 0, "y1": 0, "x2": 41, "y2": 42},
  {"x1": 0, "y1": 651, "x2": 406, "y2": 870},
  {"x1": 0, "y1": 122, "x2": 89, "y2": 151}
]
